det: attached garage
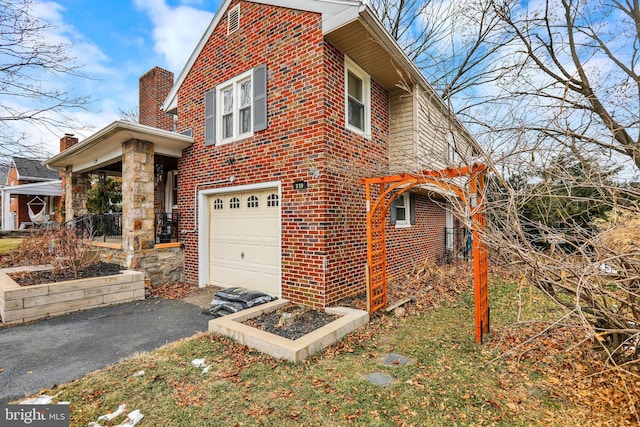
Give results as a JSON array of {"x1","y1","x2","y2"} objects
[{"x1": 200, "y1": 184, "x2": 281, "y2": 296}]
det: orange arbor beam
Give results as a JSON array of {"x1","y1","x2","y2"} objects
[{"x1": 360, "y1": 164, "x2": 490, "y2": 343}]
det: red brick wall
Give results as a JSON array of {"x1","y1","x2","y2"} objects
[
  {"x1": 322, "y1": 42, "x2": 390, "y2": 305},
  {"x1": 139, "y1": 67, "x2": 174, "y2": 130},
  {"x1": 174, "y1": 1, "x2": 446, "y2": 308},
  {"x1": 176, "y1": 1, "x2": 328, "y2": 306},
  {"x1": 385, "y1": 194, "x2": 447, "y2": 279}
]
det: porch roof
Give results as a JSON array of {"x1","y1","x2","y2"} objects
[
  {"x1": 1, "y1": 180, "x2": 62, "y2": 196},
  {"x1": 44, "y1": 120, "x2": 193, "y2": 174}
]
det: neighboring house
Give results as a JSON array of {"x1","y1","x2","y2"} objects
[
  {"x1": 45, "y1": 0, "x2": 480, "y2": 308},
  {"x1": 1, "y1": 157, "x2": 62, "y2": 230}
]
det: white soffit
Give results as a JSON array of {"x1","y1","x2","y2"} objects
[{"x1": 44, "y1": 120, "x2": 193, "y2": 174}]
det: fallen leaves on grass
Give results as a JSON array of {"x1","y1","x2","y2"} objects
[
  {"x1": 172, "y1": 381, "x2": 206, "y2": 407},
  {"x1": 487, "y1": 322, "x2": 640, "y2": 425}
]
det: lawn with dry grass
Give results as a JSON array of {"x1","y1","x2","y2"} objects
[
  {"x1": 18, "y1": 262, "x2": 639, "y2": 426},
  {"x1": 0, "y1": 238, "x2": 22, "y2": 255}
]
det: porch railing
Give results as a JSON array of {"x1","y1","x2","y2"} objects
[
  {"x1": 65, "y1": 211, "x2": 180, "y2": 244},
  {"x1": 154, "y1": 212, "x2": 180, "y2": 244},
  {"x1": 67, "y1": 213, "x2": 123, "y2": 242}
]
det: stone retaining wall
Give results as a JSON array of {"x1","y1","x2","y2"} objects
[
  {"x1": 0, "y1": 270, "x2": 145, "y2": 325},
  {"x1": 95, "y1": 244, "x2": 184, "y2": 285}
]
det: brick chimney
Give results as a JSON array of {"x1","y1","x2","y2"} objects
[
  {"x1": 60, "y1": 133, "x2": 79, "y2": 152},
  {"x1": 139, "y1": 66, "x2": 174, "y2": 131}
]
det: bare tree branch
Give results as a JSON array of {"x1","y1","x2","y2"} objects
[{"x1": 0, "y1": 0, "x2": 92, "y2": 157}]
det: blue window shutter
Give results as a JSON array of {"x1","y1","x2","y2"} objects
[
  {"x1": 409, "y1": 193, "x2": 416, "y2": 225},
  {"x1": 253, "y1": 64, "x2": 267, "y2": 132},
  {"x1": 390, "y1": 197, "x2": 398, "y2": 225},
  {"x1": 204, "y1": 89, "x2": 216, "y2": 146}
]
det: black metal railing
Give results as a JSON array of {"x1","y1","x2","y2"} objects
[
  {"x1": 444, "y1": 227, "x2": 471, "y2": 263},
  {"x1": 154, "y1": 211, "x2": 180, "y2": 244},
  {"x1": 65, "y1": 212, "x2": 180, "y2": 244},
  {"x1": 67, "y1": 213, "x2": 123, "y2": 242}
]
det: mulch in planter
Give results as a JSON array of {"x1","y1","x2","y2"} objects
[
  {"x1": 9, "y1": 262, "x2": 122, "y2": 287},
  {"x1": 245, "y1": 305, "x2": 340, "y2": 340}
]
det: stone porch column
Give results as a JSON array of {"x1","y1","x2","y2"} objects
[
  {"x1": 65, "y1": 166, "x2": 89, "y2": 220},
  {"x1": 122, "y1": 139, "x2": 155, "y2": 261}
]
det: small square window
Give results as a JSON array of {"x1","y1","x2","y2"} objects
[
  {"x1": 393, "y1": 193, "x2": 412, "y2": 228},
  {"x1": 247, "y1": 195, "x2": 259, "y2": 208},
  {"x1": 267, "y1": 194, "x2": 279, "y2": 207},
  {"x1": 395, "y1": 196, "x2": 407, "y2": 222}
]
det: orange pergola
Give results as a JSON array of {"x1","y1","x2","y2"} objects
[{"x1": 360, "y1": 164, "x2": 490, "y2": 343}]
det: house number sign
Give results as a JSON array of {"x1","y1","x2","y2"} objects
[{"x1": 293, "y1": 181, "x2": 308, "y2": 190}]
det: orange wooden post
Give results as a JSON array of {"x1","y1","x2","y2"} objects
[
  {"x1": 471, "y1": 168, "x2": 489, "y2": 343},
  {"x1": 364, "y1": 182, "x2": 373, "y2": 314}
]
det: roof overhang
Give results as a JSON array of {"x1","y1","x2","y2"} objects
[
  {"x1": 163, "y1": 1, "x2": 446, "y2": 114},
  {"x1": 162, "y1": 0, "x2": 366, "y2": 114},
  {"x1": 1, "y1": 180, "x2": 62, "y2": 197},
  {"x1": 44, "y1": 120, "x2": 193, "y2": 174},
  {"x1": 159, "y1": 0, "x2": 482, "y2": 156}
]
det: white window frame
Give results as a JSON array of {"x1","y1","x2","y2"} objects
[
  {"x1": 446, "y1": 203, "x2": 454, "y2": 250},
  {"x1": 344, "y1": 56, "x2": 371, "y2": 138},
  {"x1": 395, "y1": 192, "x2": 411, "y2": 228},
  {"x1": 227, "y1": 4, "x2": 240, "y2": 35},
  {"x1": 165, "y1": 170, "x2": 178, "y2": 213},
  {"x1": 216, "y1": 69, "x2": 254, "y2": 145},
  {"x1": 447, "y1": 132, "x2": 456, "y2": 163}
]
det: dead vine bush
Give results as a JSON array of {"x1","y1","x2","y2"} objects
[
  {"x1": 485, "y1": 167, "x2": 640, "y2": 365},
  {"x1": 1, "y1": 226, "x2": 98, "y2": 279}
]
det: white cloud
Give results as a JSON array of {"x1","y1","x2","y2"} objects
[
  {"x1": 133, "y1": 0, "x2": 215, "y2": 72},
  {"x1": 30, "y1": 1, "x2": 112, "y2": 75}
]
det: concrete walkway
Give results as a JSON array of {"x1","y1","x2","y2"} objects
[{"x1": 0, "y1": 296, "x2": 210, "y2": 404}]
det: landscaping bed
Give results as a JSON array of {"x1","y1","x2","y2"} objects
[
  {"x1": 8, "y1": 262, "x2": 122, "y2": 286},
  {"x1": 245, "y1": 305, "x2": 340, "y2": 340},
  {"x1": 0, "y1": 268, "x2": 145, "y2": 325}
]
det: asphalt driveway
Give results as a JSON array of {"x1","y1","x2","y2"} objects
[{"x1": 0, "y1": 297, "x2": 210, "y2": 404}]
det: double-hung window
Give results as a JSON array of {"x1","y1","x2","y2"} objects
[
  {"x1": 345, "y1": 56, "x2": 371, "y2": 137},
  {"x1": 204, "y1": 65, "x2": 267, "y2": 147},
  {"x1": 219, "y1": 70, "x2": 253, "y2": 143},
  {"x1": 390, "y1": 192, "x2": 416, "y2": 228},
  {"x1": 394, "y1": 193, "x2": 410, "y2": 227}
]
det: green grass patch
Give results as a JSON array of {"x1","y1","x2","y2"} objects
[{"x1": 0, "y1": 238, "x2": 22, "y2": 254}]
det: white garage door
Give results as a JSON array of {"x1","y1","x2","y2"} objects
[{"x1": 208, "y1": 188, "x2": 280, "y2": 295}]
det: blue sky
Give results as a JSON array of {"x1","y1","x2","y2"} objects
[{"x1": 21, "y1": 0, "x2": 223, "y2": 156}]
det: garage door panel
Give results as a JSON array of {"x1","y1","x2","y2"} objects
[{"x1": 208, "y1": 188, "x2": 280, "y2": 295}]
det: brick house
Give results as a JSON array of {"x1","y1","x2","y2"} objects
[
  {"x1": 1, "y1": 157, "x2": 62, "y2": 230},
  {"x1": 46, "y1": 0, "x2": 479, "y2": 308}
]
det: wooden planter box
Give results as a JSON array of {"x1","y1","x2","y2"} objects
[{"x1": 0, "y1": 269, "x2": 145, "y2": 325}]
